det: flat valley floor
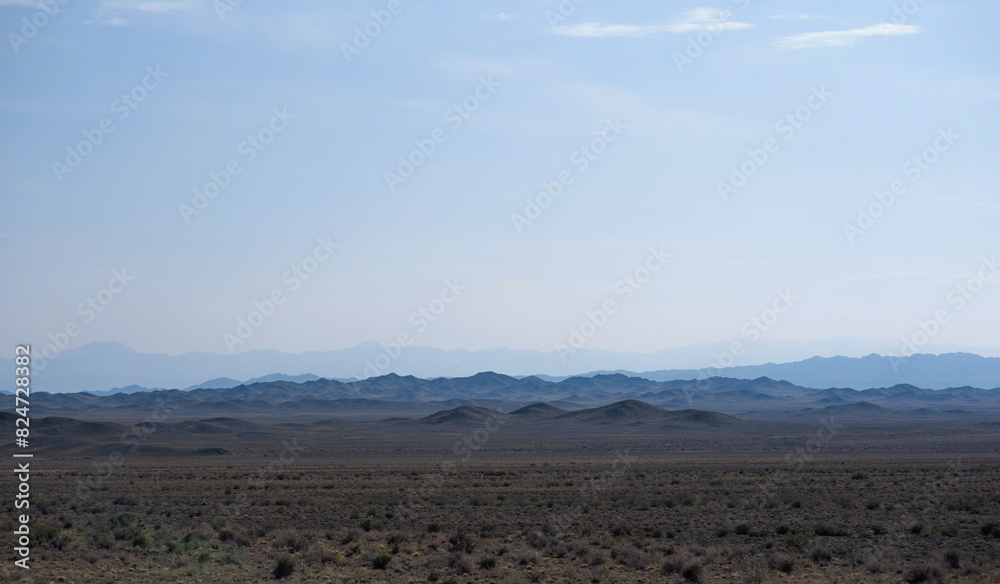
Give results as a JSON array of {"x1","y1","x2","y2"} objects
[{"x1": 2, "y1": 417, "x2": 1000, "y2": 583}]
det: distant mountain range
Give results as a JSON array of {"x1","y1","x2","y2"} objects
[
  {"x1": 591, "y1": 352, "x2": 1000, "y2": 391},
  {"x1": 5, "y1": 340, "x2": 1000, "y2": 393},
  {"x1": 92, "y1": 373, "x2": 335, "y2": 396},
  {"x1": 30, "y1": 372, "x2": 1000, "y2": 422}
]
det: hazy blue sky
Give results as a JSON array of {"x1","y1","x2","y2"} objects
[{"x1": 1, "y1": 0, "x2": 998, "y2": 358}]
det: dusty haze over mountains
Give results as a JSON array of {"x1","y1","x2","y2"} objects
[
  {"x1": 4, "y1": 339, "x2": 1000, "y2": 393},
  {"x1": 3, "y1": 1, "x2": 1000, "y2": 582}
]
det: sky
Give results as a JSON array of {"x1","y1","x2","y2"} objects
[{"x1": 1, "y1": 0, "x2": 998, "y2": 360}]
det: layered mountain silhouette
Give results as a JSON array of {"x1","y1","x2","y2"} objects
[
  {"x1": 8, "y1": 340, "x2": 1000, "y2": 393},
  {"x1": 26, "y1": 371, "x2": 1000, "y2": 422}
]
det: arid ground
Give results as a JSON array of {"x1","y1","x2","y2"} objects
[{"x1": 3, "y1": 409, "x2": 1000, "y2": 583}]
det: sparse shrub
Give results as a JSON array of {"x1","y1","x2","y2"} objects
[
  {"x1": 387, "y1": 531, "x2": 408, "y2": 547},
  {"x1": 979, "y1": 520, "x2": 1000, "y2": 538},
  {"x1": 307, "y1": 542, "x2": 334, "y2": 564},
  {"x1": 478, "y1": 554, "x2": 497, "y2": 570},
  {"x1": 682, "y1": 562, "x2": 703, "y2": 582},
  {"x1": 810, "y1": 547, "x2": 832, "y2": 563},
  {"x1": 341, "y1": 527, "x2": 363, "y2": 544},
  {"x1": 904, "y1": 564, "x2": 941, "y2": 583},
  {"x1": 372, "y1": 550, "x2": 392, "y2": 569},
  {"x1": 114, "y1": 494, "x2": 140, "y2": 506},
  {"x1": 851, "y1": 471, "x2": 869, "y2": 480},
  {"x1": 35, "y1": 524, "x2": 60, "y2": 543},
  {"x1": 945, "y1": 496, "x2": 985, "y2": 513},
  {"x1": 526, "y1": 531, "x2": 549, "y2": 549},
  {"x1": 272, "y1": 554, "x2": 295, "y2": 579},
  {"x1": 770, "y1": 553, "x2": 794, "y2": 573},
  {"x1": 448, "y1": 531, "x2": 476, "y2": 553},
  {"x1": 612, "y1": 546, "x2": 647, "y2": 569},
  {"x1": 864, "y1": 557, "x2": 882, "y2": 573},
  {"x1": 662, "y1": 558, "x2": 684, "y2": 574},
  {"x1": 114, "y1": 526, "x2": 140, "y2": 542},
  {"x1": 611, "y1": 522, "x2": 633, "y2": 537},
  {"x1": 741, "y1": 558, "x2": 767, "y2": 584},
  {"x1": 944, "y1": 550, "x2": 961, "y2": 570},
  {"x1": 358, "y1": 518, "x2": 384, "y2": 532},
  {"x1": 94, "y1": 532, "x2": 114, "y2": 550},
  {"x1": 814, "y1": 523, "x2": 850, "y2": 537},
  {"x1": 939, "y1": 523, "x2": 960, "y2": 537},
  {"x1": 274, "y1": 529, "x2": 311, "y2": 552},
  {"x1": 910, "y1": 522, "x2": 928, "y2": 535},
  {"x1": 427, "y1": 521, "x2": 445, "y2": 533},
  {"x1": 735, "y1": 522, "x2": 752, "y2": 535},
  {"x1": 518, "y1": 550, "x2": 540, "y2": 565},
  {"x1": 775, "y1": 523, "x2": 792, "y2": 535}
]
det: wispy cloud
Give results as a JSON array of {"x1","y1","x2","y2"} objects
[
  {"x1": 83, "y1": 0, "x2": 197, "y2": 27},
  {"x1": 771, "y1": 14, "x2": 827, "y2": 21},
  {"x1": 774, "y1": 23, "x2": 919, "y2": 49},
  {"x1": 845, "y1": 271, "x2": 928, "y2": 282},
  {"x1": 551, "y1": 8, "x2": 753, "y2": 38},
  {"x1": 100, "y1": 0, "x2": 198, "y2": 12},
  {"x1": 82, "y1": 16, "x2": 129, "y2": 26},
  {"x1": 483, "y1": 13, "x2": 512, "y2": 22}
]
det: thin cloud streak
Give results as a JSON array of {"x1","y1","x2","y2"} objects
[
  {"x1": 774, "y1": 23, "x2": 919, "y2": 49},
  {"x1": 101, "y1": 0, "x2": 198, "y2": 13},
  {"x1": 552, "y1": 8, "x2": 753, "y2": 38},
  {"x1": 771, "y1": 14, "x2": 828, "y2": 20}
]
